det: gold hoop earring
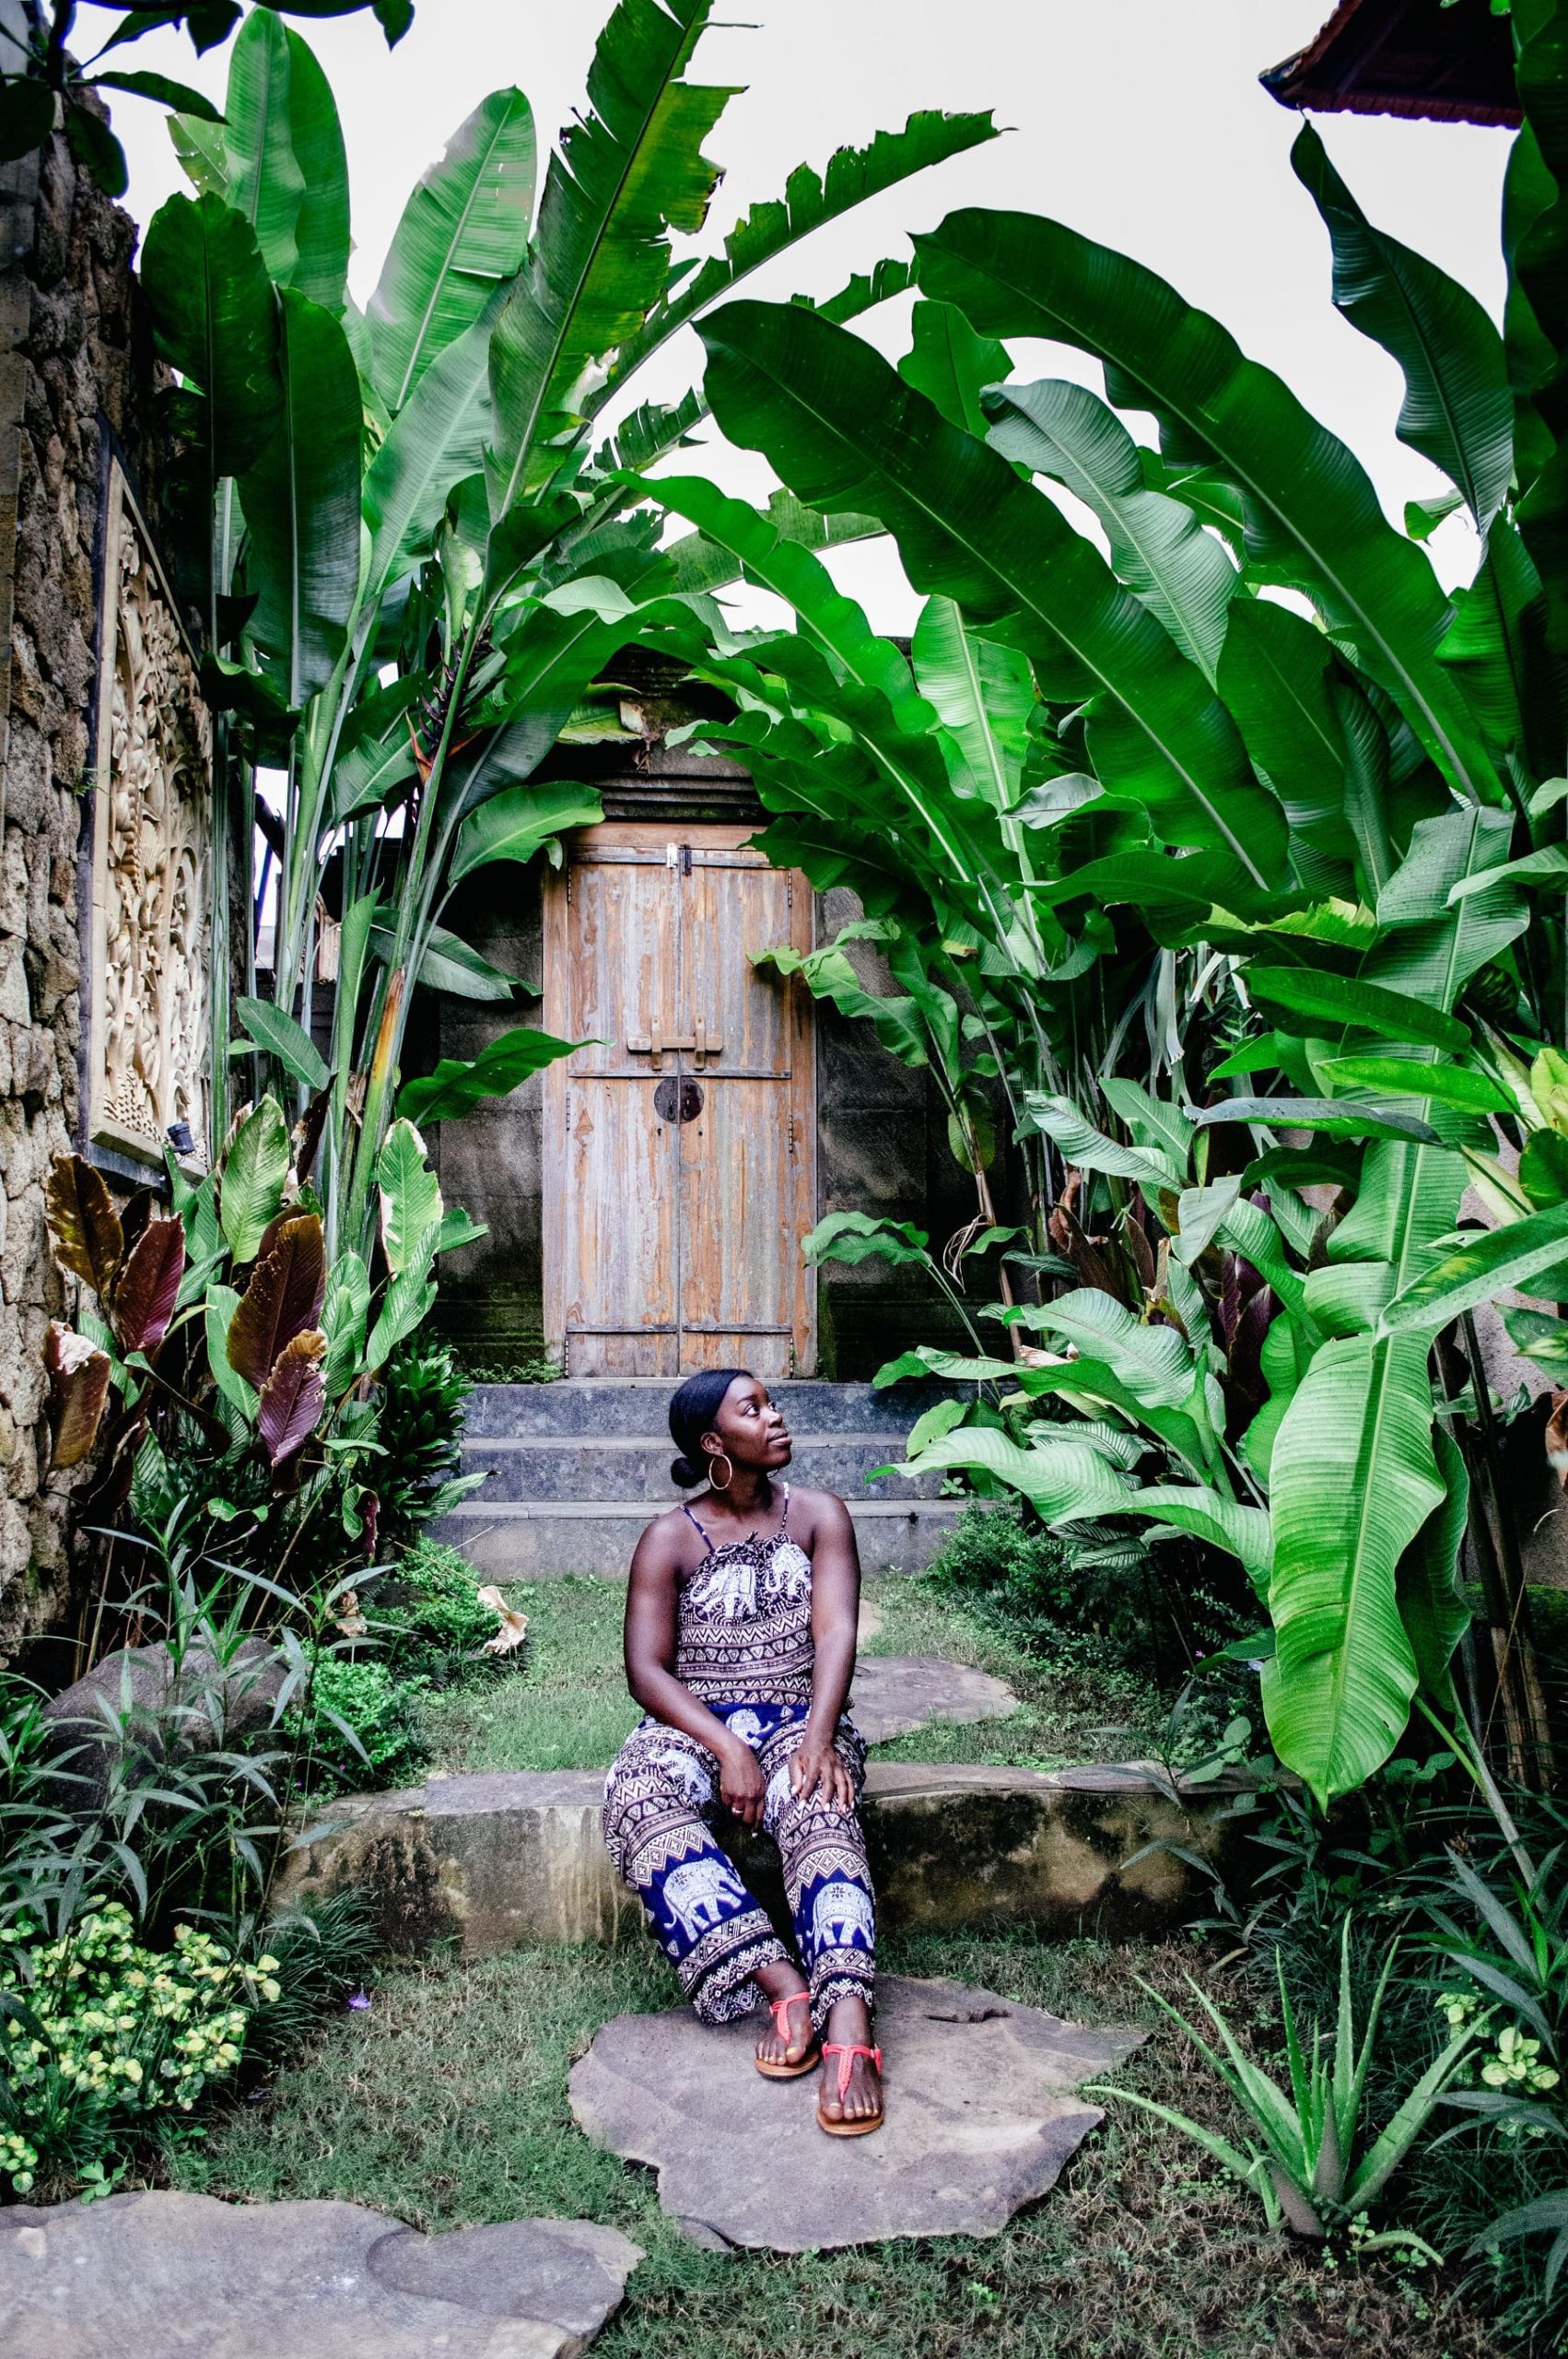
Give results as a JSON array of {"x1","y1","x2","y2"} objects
[{"x1": 708, "y1": 1452, "x2": 733, "y2": 1492}]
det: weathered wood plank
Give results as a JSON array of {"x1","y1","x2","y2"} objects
[{"x1": 544, "y1": 824, "x2": 815, "y2": 1376}]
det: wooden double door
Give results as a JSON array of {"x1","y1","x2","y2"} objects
[{"x1": 542, "y1": 824, "x2": 816, "y2": 1378}]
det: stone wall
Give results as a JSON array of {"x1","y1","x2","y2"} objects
[{"x1": 0, "y1": 109, "x2": 170, "y2": 1658}]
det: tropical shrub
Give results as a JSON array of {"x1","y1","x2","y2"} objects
[
  {"x1": 1090, "y1": 1921, "x2": 1474, "y2": 2256},
  {"x1": 0, "y1": 1901, "x2": 279, "y2": 2196},
  {"x1": 373, "y1": 1342, "x2": 475, "y2": 1552},
  {"x1": 136, "y1": 1, "x2": 997, "y2": 1255},
  {"x1": 288, "y1": 1655, "x2": 429, "y2": 1797},
  {"x1": 0, "y1": 1, "x2": 411, "y2": 195},
  {"x1": 926, "y1": 1497, "x2": 1153, "y2": 1667},
  {"x1": 627, "y1": 0, "x2": 1568, "y2": 1809},
  {"x1": 371, "y1": 1537, "x2": 502, "y2": 1684},
  {"x1": 40, "y1": 1102, "x2": 467, "y2": 1600}
]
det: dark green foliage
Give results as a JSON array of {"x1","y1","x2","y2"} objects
[
  {"x1": 927, "y1": 1499, "x2": 1235, "y2": 1678},
  {"x1": 371, "y1": 1540, "x2": 502, "y2": 1685},
  {"x1": 288, "y1": 1659, "x2": 429, "y2": 1799},
  {"x1": 241, "y1": 1890, "x2": 380, "y2": 2069},
  {"x1": 373, "y1": 1343, "x2": 473, "y2": 1551}
]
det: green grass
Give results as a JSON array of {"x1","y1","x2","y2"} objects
[
  {"x1": 162, "y1": 1926, "x2": 1502, "y2": 2359},
  {"x1": 420, "y1": 1577, "x2": 637, "y2": 1774},
  {"x1": 419, "y1": 1571, "x2": 1164, "y2": 1778}
]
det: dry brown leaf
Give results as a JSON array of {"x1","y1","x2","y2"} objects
[
  {"x1": 1548, "y1": 1391, "x2": 1568, "y2": 1490},
  {"x1": 475, "y1": 1584, "x2": 529, "y2": 1655},
  {"x1": 332, "y1": 1589, "x2": 369, "y2": 1638}
]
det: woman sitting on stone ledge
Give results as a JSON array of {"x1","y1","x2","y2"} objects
[{"x1": 602, "y1": 1369, "x2": 883, "y2": 2136}]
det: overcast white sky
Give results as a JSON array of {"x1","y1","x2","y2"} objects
[{"x1": 106, "y1": 0, "x2": 1514, "y2": 624}]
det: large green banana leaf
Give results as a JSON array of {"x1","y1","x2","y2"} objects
[
  {"x1": 1395, "y1": 1426, "x2": 1471, "y2": 1714},
  {"x1": 486, "y1": 0, "x2": 727, "y2": 513},
  {"x1": 1022, "y1": 1089, "x2": 1182, "y2": 1191},
  {"x1": 1006, "y1": 1287, "x2": 1198, "y2": 1412},
  {"x1": 898, "y1": 299, "x2": 1010, "y2": 437},
  {"x1": 362, "y1": 304, "x2": 501, "y2": 591},
  {"x1": 368, "y1": 87, "x2": 536, "y2": 413},
  {"x1": 275, "y1": 27, "x2": 350, "y2": 315},
  {"x1": 141, "y1": 193, "x2": 282, "y2": 480},
  {"x1": 684, "y1": 635, "x2": 1008, "y2": 896},
  {"x1": 1382, "y1": 1198, "x2": 1568, "y2": 1332},
  {"x1": 239, "y1": 288, "x2": 363, "y2": 705},
  {"x1": 223, "y1": 10, "x2": 305, "y2": 287},
  {"x1": 611, "y1": 111, "x2": 999, "y2": 386},
  {"x1": 897, "y1": 1424, "x2": 1270, "y2": 1582},
  {"x1": 1261, "y1": 807, "x2": 1517, "y2": 1798},
  {"x1": 641, "y1": 475, "x2": 927, "y2": 727},
  {"x1": 912, "y1": 208, "x2": 1501, "y2": 807},
  {"x1": 1214, "y1": 597, "x2": 1356, "y2": 880},
  {"x1": 986, "y1": 378, "x2": 1237, "y2": 681},
  {"x1": 698, "y1": 299, "x2": 1291, "y2": 885},
  {"x1": 221, "y1": 12, "x2": 351, "y2": 313},
  {"x1": 909, "y1": 597, "x2": 1033, "y2": 812},
  {"x1": 449, "y1": 781, "x2": 605, "y2": 886},
  {"x1": 1292, "y1": 124, "x2": 1512, "y2": 536},
  {"x1": 1265, "y1": 1330, "x2": 1442, "y2": 1801},
  {"x1": 754, "y1": 939, "x2": 930, "y2": 1070},
  {"x1": 1438, "y1": 525, "x2": 1562, "y2": 776}
]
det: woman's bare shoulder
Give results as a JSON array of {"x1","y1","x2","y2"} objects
[
  {"x1": 631, "y1": 1504, "x2": 703, "y2": 1576},
  {"x1": 788, "y1": 1485, "x2": 854, "y2": 1536}
]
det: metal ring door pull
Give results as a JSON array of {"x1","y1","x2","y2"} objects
[{"x1": 654, "y1": 1077, "x2": 703, "y2": 1123}]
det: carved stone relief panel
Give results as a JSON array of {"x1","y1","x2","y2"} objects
[{"x1": 88, "y1": 462, "x2": 214, "y2": 1174}]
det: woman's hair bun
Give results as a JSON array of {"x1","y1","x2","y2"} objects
[{"x1": 666, "y1": 1367, "x2": 752, "y2": 1495}]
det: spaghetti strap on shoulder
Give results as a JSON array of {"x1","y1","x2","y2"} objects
[{"x1": 682, "y1": 1501, "x2": 716, "y2": 1555}]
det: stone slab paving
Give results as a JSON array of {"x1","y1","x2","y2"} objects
[
  {"x1": 0, "y1": 2189, "x2": 640, "y2": 2359},
  {"x1": 569, "y1": 1973, "x2": 1142, "y2": 2252},
  {"x1": 849, "y1": 1654, "x2": 1019, "y2": 1746}
]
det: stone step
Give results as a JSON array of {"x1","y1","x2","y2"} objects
[
  {"x1": 278, "y1": 1760, "x2": 1256, "y2": 1954},
  {"x1": 459, "y1": 1378, "x2": 964, "y2": 1441},
  {"x1": 431, "y1": 1497, "x2": 965, "y2": 1579},
  {"x1": 0, "y1": 2194, "x2": 642, "y2": 2358},
  {"x1": 460, "y1": 1433, "x2": 944, "y2": 1505},
  {"x1": 572, "y1": 1976, "x2": 1140, "y2": 2253}
]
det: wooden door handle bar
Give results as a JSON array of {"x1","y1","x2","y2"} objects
[{"x1": 626, "y1": 1024, "x2": 724, "y2": 1071}]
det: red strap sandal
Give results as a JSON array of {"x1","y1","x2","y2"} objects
[
  {"x1": 816, "y1": 2041, "x2": 884, "y2": 2136},
  {"x1": 755, "y1": 1991, "x2": 820, "y2": 2080}
]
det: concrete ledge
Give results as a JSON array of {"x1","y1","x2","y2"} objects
[
  {"x1": 277, "y1": 1760, "x2": 1254, "y2": 1955},
  {"x1": 433, "y1": 1498, "x2": 967, "y2": 1579}
]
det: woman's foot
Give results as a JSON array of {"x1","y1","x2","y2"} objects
[
  {"x1": 817, "y1": 1992, "x2": 883, "y2": 2133},
  {"x1": 753, "y1": 1961, "x2": 815, "y2": 2074}
]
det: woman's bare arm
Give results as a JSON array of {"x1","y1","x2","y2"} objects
[
  {"x1": 793, "y1": 1493, "x2": 860, "y2": 1811},
  {"x1": 622, "y1": 1518, "x2": 766, "y2": 1824}
]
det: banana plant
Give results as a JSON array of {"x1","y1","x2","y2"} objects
[
  {"x1": 649, "y1": 8, "x2": 1568, "y2": 1800},
  {"x1": 0, "y1": 2, "x2": 413, "y2": 197},
  {"x1": 138, "y1": 1, "x2": 998, "y2": 1258}
]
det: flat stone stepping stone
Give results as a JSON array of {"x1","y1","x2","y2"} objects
[
  {"x1": 849, "y1": 1653, "x2": 1019, "y2": 1745},
  {"x1": 569, "y1": 1973, "x2": 1141, "y2": 2252},
  {"x1": 0, "y1": 2189, "x2": 640, "y2": 2358}
]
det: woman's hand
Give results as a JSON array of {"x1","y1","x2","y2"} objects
[
  {"x1": 717, "y1": 1738, "x2": 766, "y2": 1826},
  {"x1": 789, "y1": 1735, "x2": 855, "y2": 1813}
]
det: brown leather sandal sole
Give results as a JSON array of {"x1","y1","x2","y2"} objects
[
  {"x1": 756, "y1": 2045, "x2": 821, "y2": 2081},
  {"x1": 815, "y1": 2040, "x2": 883, "y2": 2134}
]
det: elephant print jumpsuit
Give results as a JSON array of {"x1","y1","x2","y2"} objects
[{"x1": 602, "y1": 1487, "x2": 877, "y2": 2029}]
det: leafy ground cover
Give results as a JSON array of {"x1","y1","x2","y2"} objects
[
  {"x1": 161, "y1": 1925, "x2": 1498, "y2": 2359},
  {"x1": 416, "y1": 1570, "x2": 1165, "y2": 1778}
]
